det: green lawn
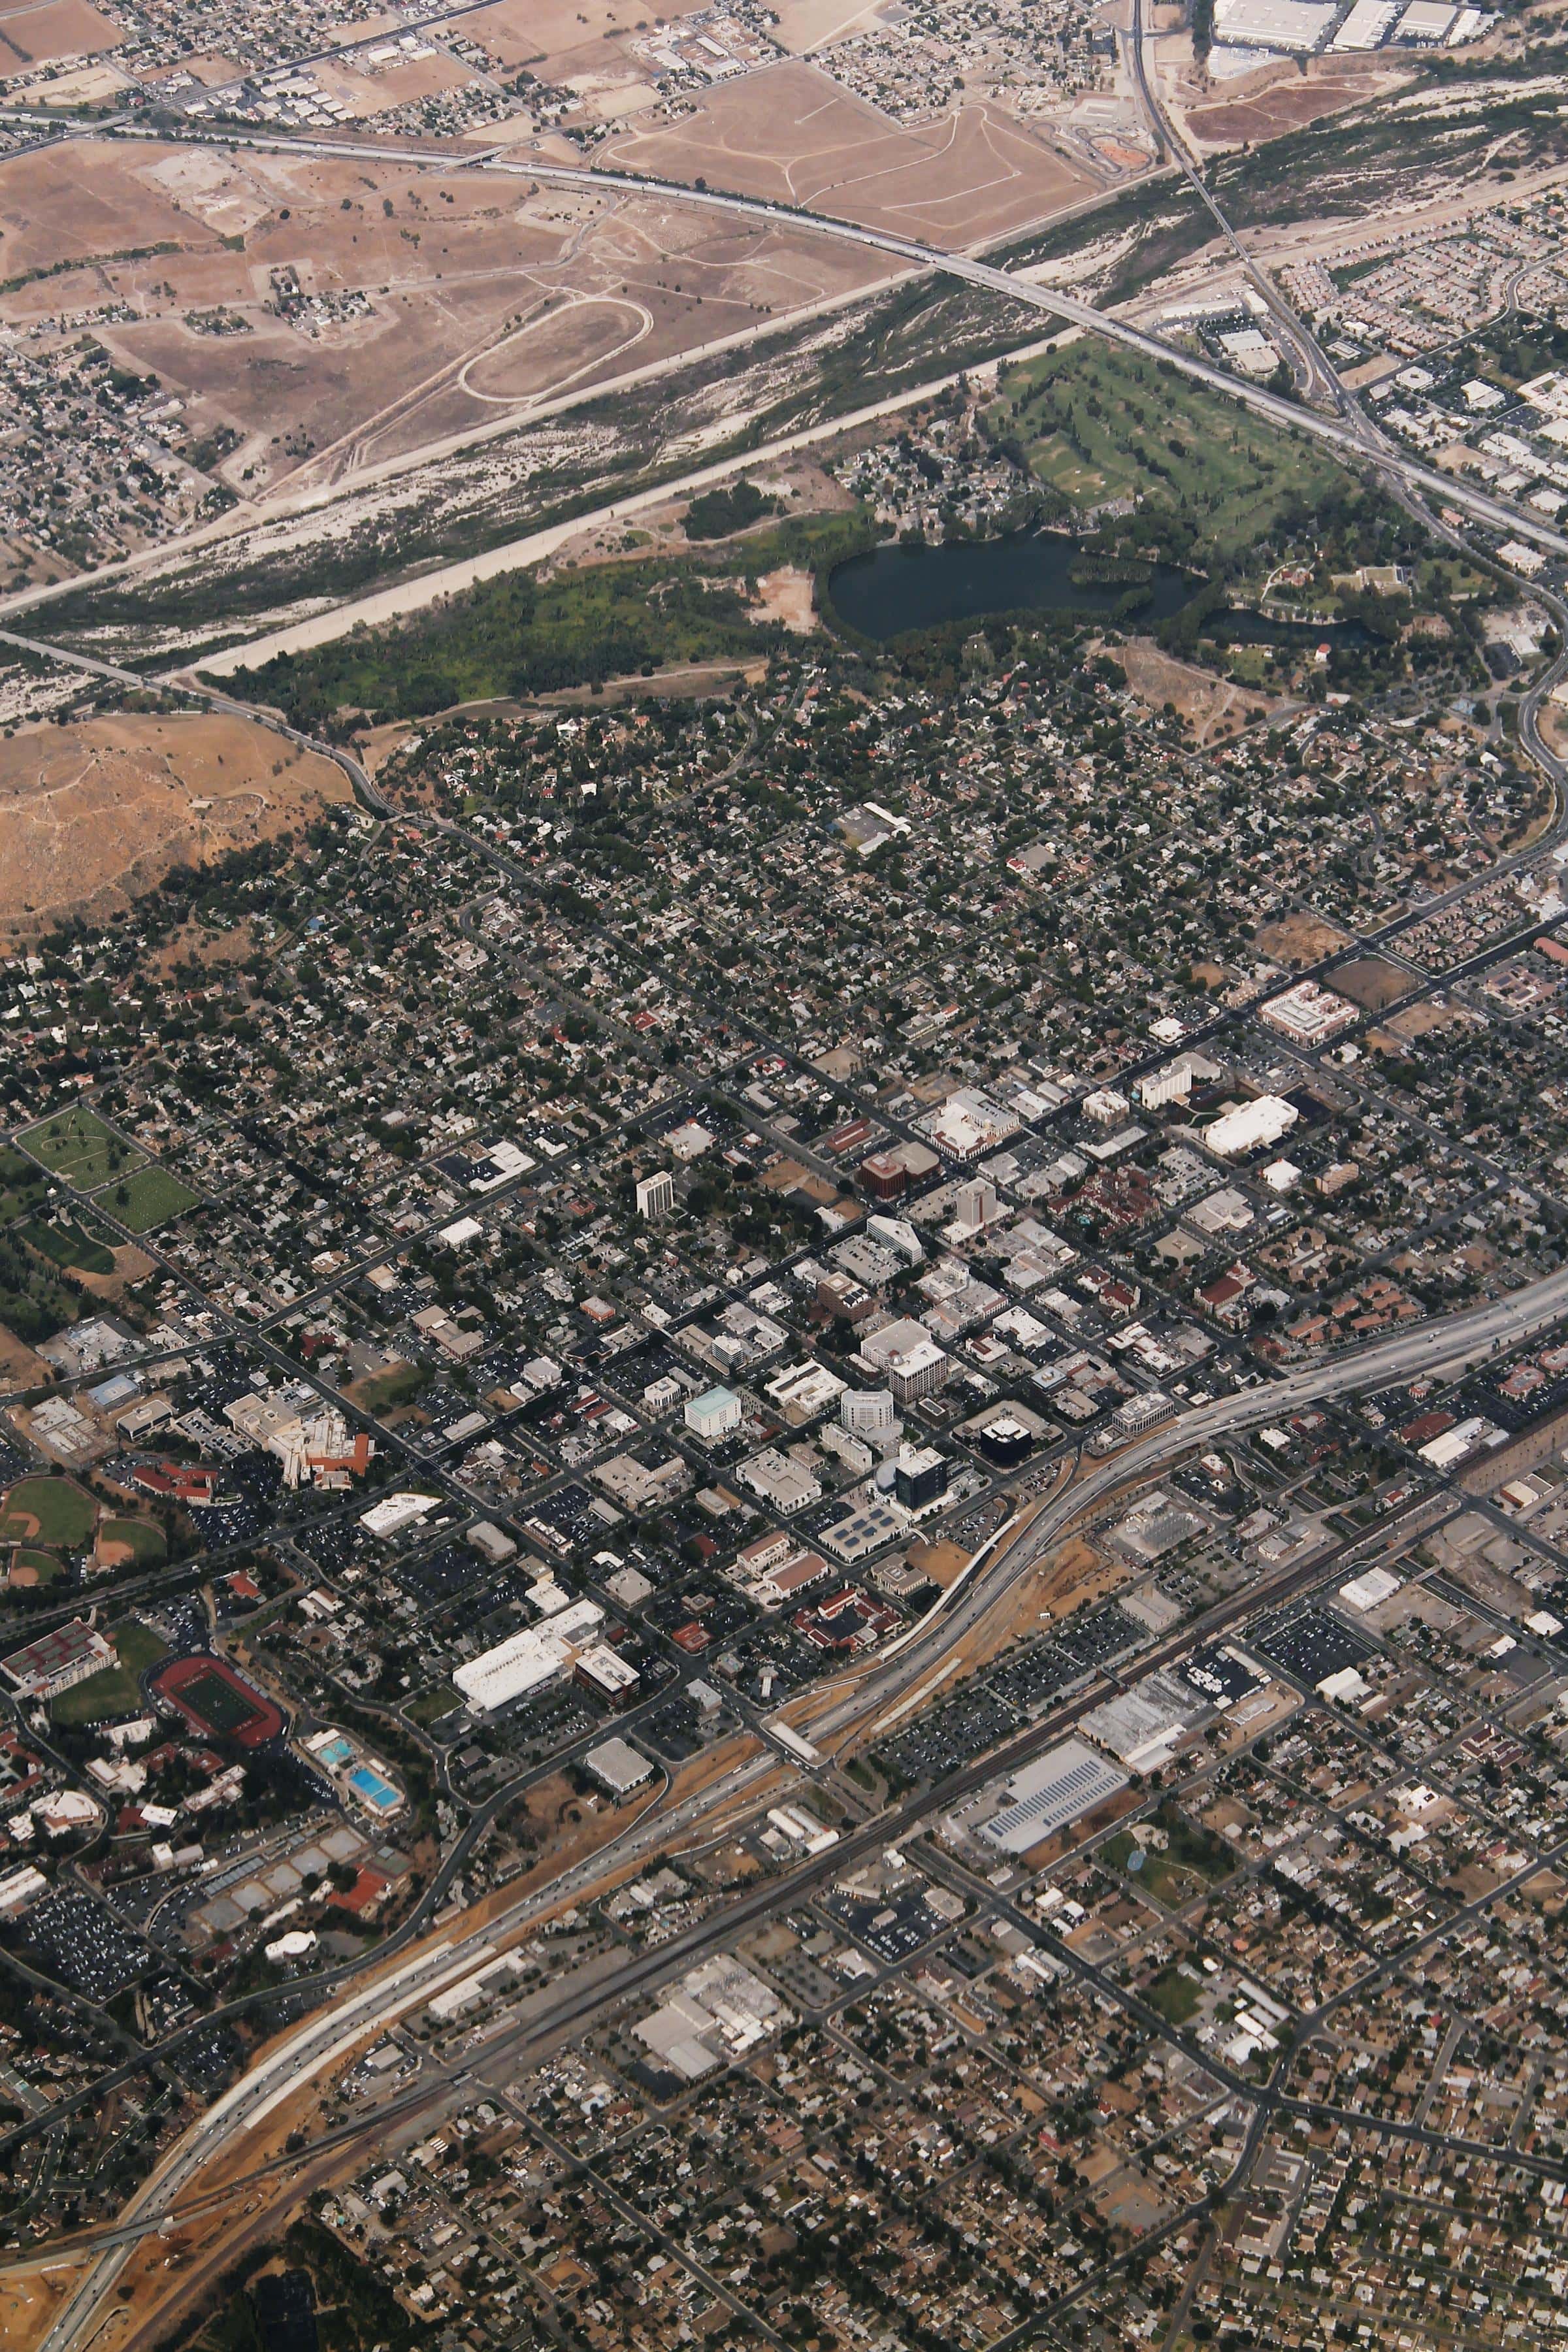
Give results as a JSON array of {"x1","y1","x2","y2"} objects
[
  {"x1": 20, "y1": 1216, "x2": 117, "y2": 1277},
  {"x1": 0, "y1": 1147, "x2": 48, "y2": 1224},
  {"x1": 405, "y1": 1680, "x2": 462, "y2": 1726},
  {"x1": 231, "y1": 551, "x2": 777, "y2": 725},
  {"x1": 98, "y1": 1517, "x2": 167, "y2": 1565},
  {"x1": 351, "y1": 1362, "x2": 423, "y2": 1413},
  {"x1": 1147, "y1": 1963, "x2": 1201, "y2": 2027},
  {"x1": 0, "y1": 1475, "x2": 97, "y2": 1548},
  {"x1": 95, "y1": 1165, "x2": 200, "y2": 1234},
  {"x1": 17, "y1": 1107, "x2": 144, "y2": 1192},
  {"x1": 50, "y1": 1618, "x2": 169, "y2": 1725},
  {"x1": 1103, "y1": 1806, "x2": 1235, "y2": 1910},
  {"x1": 990, "y1": 342, "x2": 1344, "y2": 570},
  {"x1": 9, "y1": 1548, "x2": 63, "y2": 1586}
]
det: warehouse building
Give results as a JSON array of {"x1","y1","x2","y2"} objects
[
  {"x1": 978, "y1": 1738, "x2": 1129, "y2": 1855},
  {"x1": 583, "y1": 1737, "x2": 655, "y2": 1796},
  {"x1": 1206, "y1": 1094, "x2": 1299, "y2": 1158},
  {"x1": 1213, "y1": 0, "x2": 1336, "y2": 44},
  {"x1": 453, "y1": 1599, "x2": 604, "y2": 1713}
]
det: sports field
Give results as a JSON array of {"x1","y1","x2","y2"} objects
[
  {"x1": 0, "y1": 1475, "x2": 96, "y2": 1548},
  {"x1": 176, "y1": 1667, "x2": 263, "y2": 1735},
  {"x1": 96, "y1": 1518, "x2": 167, "y2": 1568},
  {"x1": 152, "y1": 1654, "x2": 285, "y2": 1746},
  {"x1": 50, "y1": 1620, "x2": 170, "y2": 1726}
]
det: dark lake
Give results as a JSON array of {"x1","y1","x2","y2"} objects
[
  {"x1": 826, "y1": 528, "x2": 1196, "y2": 641},
  {"x1": 1200, "y1": 608, "x2": 1379, "y2": 652}
]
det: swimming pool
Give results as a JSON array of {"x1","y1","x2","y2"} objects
[
  {"x1": 316, "y1": 1736, "x2": 353, "y2": 1767},
  {"x1": 348, "y1": 1765, "x2": 400, "y2": 1813}
]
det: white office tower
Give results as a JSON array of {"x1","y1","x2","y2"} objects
[
  {"x1": 636, "y1": 1169, "x2": 675, "y2": 1218},
  {"x1": 1137, "y1": 1062, "x2": 1191, "y2": 1111},
  {"x1": 841, "y1": 1388, "x2": 902, "y2": 1456},
  {"x1": 953, "y1": 1178, "x2": 1001, "y2": 1236},
  {"x1": 841, "y1": 1388, "x2": 898, "y2": 1437}
]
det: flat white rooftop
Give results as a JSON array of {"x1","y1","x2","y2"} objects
[{"x1": 1213, "y1": 0, "x2": 1336, "y2": 44}]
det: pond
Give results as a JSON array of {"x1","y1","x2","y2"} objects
[
  {"x1": 1200, "y1": 608, "x2": 1379, "y2": 653},
  {"x1": 826, "y1": 527, "x2": 1196, "y2": 641}
]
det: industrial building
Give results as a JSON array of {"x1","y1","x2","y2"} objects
[
  {"x1": 583, "y1": 1737, "x2": 655, "y2": 1795},
  {"x1": 1083, "y1": 1671, "x2": 1210, "y2": 1771},
  {"x1": 1339, "y1": 1565, "x2": 1403, "y2": 1612},
  {"x1": 633, "y1": 1953, "x2": 789, "y2": 2081},
  {"x1": 1333, "y1": 0, "x2": 1400, "y2": 46},
  {"x1": 925, "y1": 1086, "x2": 1021, "y2": 1161},
  {"x1": 978, "y1": 1739, "x2": 1130, "y2": 1855},
  {"x1": 1212, "y1": 0, "x2": 1336, "y2": 44},
  {"x1": 453, "y1": 1599, "x2": 605, "y2": 1713},
  {"x1": 427, "y1": 1952, "x2": 526, "y2": 2025},
  {"x1": 1205, "y1": 1094, "x2": 1300, "y2": 1158}
]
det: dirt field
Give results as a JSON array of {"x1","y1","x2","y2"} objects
[
  {"x1": 0, "y1": 0, "x2": 122, "y2": 67},
  {"x1": 0, "y1": 140, "x2": 891, "y2": 494},
  {"x1": 0, "y1": 1330, "x2": 50, "y2": 1388},
  {"x1": 1181, "y1": 57, "x2": 1404, "y2": 153},
  {"x1": 73, "y1": 1241, "x2": 158, "y2": 1305},
  {"x1": 1331, "y1": 953, "x2": 1413, "y2": 1011},
  {"x1": 1382, "y1": 997, "x2": 1465, "y2": 1039},
  {"x1": 1115, "y1": 636, "x2": 1281, "y2": 745},
  {"x1": 461, "y1": 0, "x2": 655, "y2": 84},
  {"x1": 752, "y1": 564, "x2": 817, "y2": 632},
  {"x1": 770, "y1": 0, "x2": 886, "y2": 50},
  {"x1": 1255, "y1": 911, "x2": 1354, "y2": 965},
  {"x1": 0, "y1": 711, "x2": 350, "y2": 941},
  {"x1": 597, "y1": 63, "x2": 1098, "y2": 249},
  {"x1": 459, "y1": 293, "x2": 657, "y2": 403}
]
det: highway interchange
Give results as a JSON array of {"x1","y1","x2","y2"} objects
[{"x1": 0, "y1": 70, "x2": 1567, "y2": 670}]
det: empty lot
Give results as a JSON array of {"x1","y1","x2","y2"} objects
[
  {"x1": 0, "y1": 710, "x2": 350, "y2": 938},
  {"x1": 596, "y1": 61, "x2": 1098, "y2": 248}
]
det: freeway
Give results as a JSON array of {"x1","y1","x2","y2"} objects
[
  {"x1": 10, "y1": 108, "x2": 1568, "y2": 2344},
  {"x1": 803, "y1": 1249, "x2": 1568, "y2": 1746},
  {"x1": 0, "y1": 118, "x2": 1563, "y2": 674},
  {"x1": 165, "y1": 142, "x2": 1568, "y2": 554},
  {"x1": 125, "y1": 121, "x2": 1567, "y2": 555},
  {"x1": 1120, "y1": 0, "x2": 1568, "y2": 749},
  {"x1": 30, "y1": 1244, "x2": 1568, "y2": 2349},
  {"x1": 1124, "y1": 0, "x2": 1343, "y2": 411}
]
